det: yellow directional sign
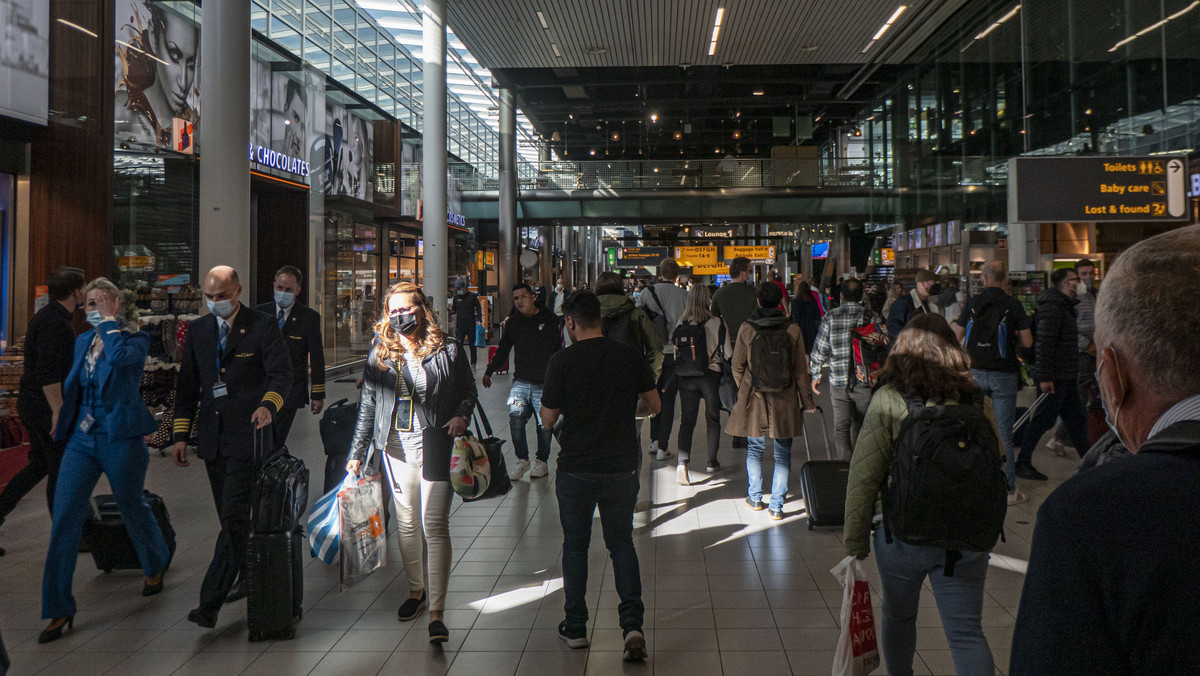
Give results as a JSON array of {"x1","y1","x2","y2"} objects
[
  {"x1": 691, "y1": 263, "x2": 733, "y2": 276},
  {"x1": 722, "y1": 245, "x2": 776, "y2": 264},
  {"x1": 674, "y1": 246, "x2": 719, "y2": 267},
  {"x1": 485, "y1": 251, "x2": 496, "y2": 266}
]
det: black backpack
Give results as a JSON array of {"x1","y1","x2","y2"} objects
[
  {"x1": 319, "y1": 398, "x2": 359, "y2": 457},
  {"x1": 749, "y1": 325, "x2": 793, "y2": 392},
  {"x1": 673, "y1": 321, "x2": 710, "y2": 377},
  {"x1": 642, "y1": 286, "x2": 673, "y2": 344},
  {"x1": 251, "y1": 446, "x2": 310, "y2": 534},
  {"x1": 883, "y1": 394, "x2": 1007, "y2": 576},
  {"x1": 602, "y1": 306, "x2": 638, "y2": 348},
  {"x1": 964, "y1": 297, "x2": 1013, "y2": 371}
]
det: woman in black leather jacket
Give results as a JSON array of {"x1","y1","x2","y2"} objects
[{"x1": 346, "y1": 282, "x2": 476, "y2": 645}]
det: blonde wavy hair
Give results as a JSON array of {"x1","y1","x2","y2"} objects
[
  {"x1": 84, "y1": 277, "x2": 128, "y2": 319},
  {"x1": 373, "y1": 282, "x2": 445, "y2": 368}
]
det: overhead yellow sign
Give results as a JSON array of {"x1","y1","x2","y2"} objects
[
  {"x1": 485, "y1": 251, "x2": 496, "y2": 266},
  {"x1": 690, "y1": 263, "x2": 732, "y2": 276},
  {"x1": 722, "y1": 245, "x2": 776, "y2": 264},
  {"x1": 674, "y1": 246, "x2": 719, "y2": 267}
]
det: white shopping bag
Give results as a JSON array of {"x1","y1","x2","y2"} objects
[{"x1": 831, "y1": 556, "x2": 881, "y2": 676}]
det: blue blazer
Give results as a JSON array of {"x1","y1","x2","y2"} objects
[{"x1": 54, "y1": 320, "x2": 157, "y2": 441}]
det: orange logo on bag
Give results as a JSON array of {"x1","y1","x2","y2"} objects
[{"x1": 369, "y1": 514, "x2": 384, "y2": 538}]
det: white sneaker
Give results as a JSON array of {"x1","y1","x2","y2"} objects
[
  {"x1": 655, "y1": 445, "x2": 674, "y2": 461},
  {"x1": 510, "y1": 459, "x2": 530, "y2": 481},
  {"x1": 1047, "y1": 439, "x2": 1071, "y2": 458},
  {"x1": 530, "y1": 459, "x2": 549, "y2": 478},
  {"x1": 648, "y1": 440, "x2": 660, "y2": 456},
  {"x1": 676, "y1": 464, "x2": 690, "y2": 486},
  {"x1": 1007, "y1": 491, "x2": 1027, "y2": 506}
]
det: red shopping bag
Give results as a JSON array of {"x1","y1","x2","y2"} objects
[{"x1": 832, "y1": 556, "x2": 880, "y2": 675}]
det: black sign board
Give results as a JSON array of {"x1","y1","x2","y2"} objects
[
  {"x1": 1008, "y1": 156, "x2": 1189, "y2": 223},
  {"x1": 615, "y1": 246, "x2": 669, "y2": 268}
]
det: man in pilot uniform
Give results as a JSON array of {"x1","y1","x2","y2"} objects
[
  {"x1": 172, "y1": 266, "x2": 291, "y2": 628},
  {"x1": 255, "y1": 265, "x2": 325, "y2": 449}
]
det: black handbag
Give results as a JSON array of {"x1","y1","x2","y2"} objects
[
  {"x1": 464, "y1": 401, "x2": 512, "y2": 501},
  {"x1": 717, "y1": 323, "x2": 739, "y2": 412}
]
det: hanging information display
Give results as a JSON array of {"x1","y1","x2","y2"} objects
[{"x1": 1008, "y1": 157, "x2": 1189, "y2": 222}]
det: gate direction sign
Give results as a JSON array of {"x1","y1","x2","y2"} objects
[
  {"x1": 1008, "y1": 156, "x2": 1189, "y2": 223},
  {"x1": 721, "y1": 245, "x2": 776, "y2": 264},
  {"x1": 674, "y1": 246, "x2": 719, "y2": 267},
  {"x1": 616, "y1": 246, "x2": 669, "y2": 268}
]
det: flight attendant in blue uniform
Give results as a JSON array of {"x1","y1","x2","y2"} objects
[{"x1": 38, "y1": 278, "x2": 168, "y2": 644}]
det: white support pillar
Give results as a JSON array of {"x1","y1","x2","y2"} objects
[
  {"x1": 498, "y1": 88, "x2": 518, "y2": 318},
  {"x1": 422, "y1": 0, "x2": 449, "y2": 324},
  {"x1": 199, "y1": 0, "x2": 251, "y2": 286}
]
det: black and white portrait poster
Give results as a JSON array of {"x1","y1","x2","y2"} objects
[
  {"x1": 114, "y1": 0, "x2": 201, "y2": 151},
  {"x1": 0, "y1": 0, "x2": 49, "y2": 124},
  {"x1": 321, "y1": 102, "x2": 373, "y2": 201}
]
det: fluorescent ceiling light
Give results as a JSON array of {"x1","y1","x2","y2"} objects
[
  {"x1": 861, "y1": 5, "x2": 906, "y2": 53},
  {"x1": 973, "y1": 5, "x2": 1021, "y2": 40},
  {"x1": 551, "y1": 43, "x2": 562, "y2": 58},
  {"x1": 1108, "y1": 1, "x2": 1198, "y2": 51},
  {"x1": 709, "y1": 7, "x2": 725, "y2": 56},
  {"x1": 537, "y1": 11, "x2": 549, "y2": 29},
  {"x1": 57, "y1": 18, "x2": 98, "y2": 38},
  {"x1": 752, "y1": 90, "x2": 764, "y2": 96}
]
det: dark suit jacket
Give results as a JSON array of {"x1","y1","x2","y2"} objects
[
  {"x1": 172, "y1": 305, "x2": 292, "y2": 461},
  {"x1": 254, "y1": 301, "x2": 326, "y2": 408},
  {"x1": 54, "y1": 320, "x2": 157, "y2": 441}
]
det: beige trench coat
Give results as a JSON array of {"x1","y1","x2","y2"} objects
[{"x1": 724, "y1": 321, "x2": 816, "y2": 438}]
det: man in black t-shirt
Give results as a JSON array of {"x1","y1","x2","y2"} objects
[
  {"x1": 541, "y1": 290, "x2": 659, "y2": 662},
  {"x1": 953, "y1": 260, "x2": 1032, "y2": 504}
]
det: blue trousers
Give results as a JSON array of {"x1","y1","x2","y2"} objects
[
  {"x1": 971, "y1": 369, "x2": 1018, "y2": 493},
  {"x1": 42, "y1": 431, "x2": 170, "y2": 619},
  {"x1": 508, "y1": 379, "x2": 553, "y2": 462},
  {"x1": 746, "y1": 436, "x2": 793, "y2": 511}
]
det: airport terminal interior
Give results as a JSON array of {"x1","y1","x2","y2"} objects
[{"x1": 0, "y1": 0, "x2": 1198, "y2": 674}]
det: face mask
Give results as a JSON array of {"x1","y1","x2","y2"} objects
[
  {"x1": 390, "y1": 311, "x2": 420, "y2": 336},
  {"x1": 274, "y1": 290, "x2": 295, "y2": 308},
  {"x1": 86, "y1": 310, "x2": 104, "y2": 327},
  {"x1": 1075, "y1": 281, "x2": 1088, "y2": 297},
  {"x1": 207, "y1": 299, "x2": 236, "y2": 318},
  {"x1": 1097, "y1": 355, "x2": 1127, "y2": 448},
  {"x1": 927, "y1": 283, "x2": 944, "y2": 296}
]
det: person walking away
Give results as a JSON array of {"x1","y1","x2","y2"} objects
[
  {"x1": 37, "y1": 278, "x2": 171, "y2": 644},
  {"x1": 809, "y1": 278, "x2": 880, "y2": 459},
  {"x1": 766, "y1": 269, "x2": 790, "y2": 316},
  {"x1": 671, "y1": 283, "x2": 724, "y2": 485},
  {"x1": 172, "y1": 266, "x2": 292, "y2": 627},
  {"x1": 0, "y1": 268, "x2": 84, "y2": 557},
  {"x1": 1016, "y1": 267, "x2": 1089, "y2": 480},
  {"x1": 483, "y1": 283, "x2": 563, "y2": 480},
  {"x1": 450, "y1": 279, "x2": 483, "y2": 368},
  {"x1": 726, "y1": 282, "x2": 817, "y2": 519},
  {"x1": 1011, "y1": 225, "x2": 1200, "y2": 674},
  {"x1": 637, "y1": 259, "x2": 688, "y2": 461},
  {"x1": 540, "y1": 290, "x2": 660, "y2": 661},
  {"x1": 790, "y1": 280, "x2": 822, "y2": 352},
  {"x1": 595, "y1": 272, "x2": 662, "y2": 453},
  {"x1": 711, "y1": 257, "x2": 758, "y2": 449},
  {"x1": 886, "y1": 270, "x2": 940, "y2": 345},
  {"x1": 953, "y1": 261, "x2": 1033, "y2": 505},
  {"x1": 345, "y1": 282, "x2": 476, "y2": 645},
  {"x1": 844, "y1": 312, "x2": 1004, "y2": 676},
  {"x1": 254, "y1": 265, "x2": 325, "y2": 449}
]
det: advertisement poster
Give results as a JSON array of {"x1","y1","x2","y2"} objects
[
  {"x1": 114, "y1": 0, "x2": 200, "y2": 150},
  {"x1": 0, "y1": 0, "x2": 49, "y2": 124},
  {"x1": 321, "y1": 101, "x2": 373, "y2": 200}
]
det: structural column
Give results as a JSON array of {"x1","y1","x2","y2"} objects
[
  {"x1": 539, "y1": 226, "x2": 554, "y2": 291},
  {"x1": 498, "y1": 88, "x2": 518, "y2": 318},
  {"x1": 422, "y1": 0, "x2": 449, "y2": 324},
  {"x1": 562, "y1": 226, "x2": 575, "y2": 290},
  {"x1": 199, "y1": 0, "x2": 251, "y2": 283}
]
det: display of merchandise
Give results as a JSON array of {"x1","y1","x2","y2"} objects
[{"x1": 1007, "y1": 271, "x2": 1047, "y2": 314}]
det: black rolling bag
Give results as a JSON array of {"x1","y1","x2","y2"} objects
[
  {"x1": 83, "y1": 491, "x2": 177, "y2": 573},
  {"x1": 796, "y1": 407, "x2": 850, "y2": 530},
  {"x1": 246, "y1": 430, "x2": 307, "y2": 641}
]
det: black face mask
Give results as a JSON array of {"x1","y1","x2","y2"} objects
[
  {"x1": 390, "y1": 311, "x2": 420, "y2": 336},
  {"x1": 927, "y1": 283, "x2": 944, "y2": 296}
]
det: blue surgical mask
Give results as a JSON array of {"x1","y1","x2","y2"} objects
[
  {"x1": 207, "y1": 299, "x2": 236, "y2": 318},
  {"x1": 86, "y1": 310, "x2": 104, "y2": 327},
  {"x1": 1096, "y1": 355, "x2": 1127, "y2": 448},
  {"x1": 274, "y1": 291, "x2": 295, "y2": 308}
]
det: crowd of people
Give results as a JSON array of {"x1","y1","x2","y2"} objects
[{"x1": 2, "y1": 225, "x2": 1198, "y2": 674}]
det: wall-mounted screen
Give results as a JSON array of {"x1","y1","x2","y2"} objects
[
  {"x1": 811, "y1": 242, "x2": 830, "y2": 259},
  {"x1": 0, "y1": 0, "x2": 49, "y2": 125}
]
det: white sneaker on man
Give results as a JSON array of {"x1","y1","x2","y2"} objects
[
  {"x1": 648, "y1": 440, "x2": 660, "y2": 456},
  {"x1": 1046, "y1": 438, "x2": 1071, "y2": 458},
  {"x1": 676, "y1": 464, "x2": 690, "y2": 486},
  {"x1": 1007, "y1": 491, "x2": 1027, "y2": 506},
  {"x1": 530, "y1": 459, "x2": 549, "y2": 478},
  {"x1": 510, "y1": 459, "x2": 530, "y2": 481}
]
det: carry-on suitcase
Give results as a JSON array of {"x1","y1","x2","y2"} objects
[
  {"x1": 246, "y1": 429, "x2": 307, "y2": 641},
  {"x1": 1011, "y1": 392, "x2": 1050, "y2": 448},
  {"x1": 488, "y1": 345, "x2": 509, "y2": 374},
  {"x1": 797, "y1": 407, "x2": 849, "y2": 530},
  {"x1": 83, "y1": 491, "x2": 177, "y2": 573}
]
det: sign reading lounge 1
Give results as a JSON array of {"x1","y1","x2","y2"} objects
[{"x1": 1008, "y1": 156, "x2": 1189, "y2": 223}]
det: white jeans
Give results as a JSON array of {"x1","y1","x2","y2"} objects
[{"x1": 381, "y1": 452, "x2": 453, "y2": 613}]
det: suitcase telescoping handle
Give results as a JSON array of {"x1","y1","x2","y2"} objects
[
  {"x1": 800, "y1": 406, "x2": 832, "y2": 461},
  {"x1": 1013, "y1": 392, "x2": 1051, "y2": 433}
]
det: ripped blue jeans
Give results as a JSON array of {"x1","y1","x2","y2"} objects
[{"x1": 509, "y1": 379, "x2": 554, "y2": 462}]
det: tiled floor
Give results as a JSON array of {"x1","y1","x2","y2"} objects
[{"x1": 0, "y1": 373, "x2": 1079, "y2": 675}]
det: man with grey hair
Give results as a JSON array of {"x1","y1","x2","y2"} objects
[{"x1": 1011, "y1": 225, "x2": 1200, "y2": 674}]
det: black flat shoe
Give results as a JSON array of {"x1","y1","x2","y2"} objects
[
  {"x1": 745, "y1": 497, "x2": 765, "y2": 511},
  {"x1": 428, "y1": 619, "x2": 449, "y2": 644},
  {"x1": 38, "y1": 616, "x2": 73, "y2": 644},
  {"x1": 143, "y1": 572, "x2": 165, "y2": 597},
  {"x1": 225, "y1": 579, "x2": 247, "y2": 603},
  {"x1": 187, "y1": 607, "x2": 217, "y2": 629},
  {"x1": 397, "y1": 592, "x2": 427, "y2": 621},
  {"x1": 769, "y1": 509, "x2": 785, "y2": 521}
]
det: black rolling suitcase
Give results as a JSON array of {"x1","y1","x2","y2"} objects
[
  {"x1": 796, "y1": 407, "x2": 850, "y2": 530},
  {"x1": 83, "y1": 491, "x2": 177, "y2": 573},
  {"x1": 246, "y1": 430, "x2": 308, "y2": 642}
]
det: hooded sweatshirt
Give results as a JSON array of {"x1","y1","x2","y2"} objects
[{"x1": 598, "y1": 293, "x2": 664, "y2": 379}]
